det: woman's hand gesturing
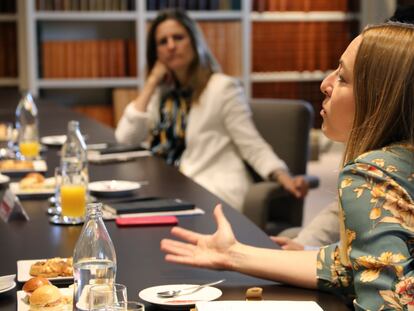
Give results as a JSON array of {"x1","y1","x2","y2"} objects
[{"x1": 160, "y1": 204, "x2": 238, "y2": 270}]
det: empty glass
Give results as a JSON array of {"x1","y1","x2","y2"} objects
[
  {"x1": 47, "y1": 166, "x2": 62, "y2": 216},
  {"x1": 89, "y1": 283, "x2": 127, "y2": 310},
  {"x1": 103, "y1": 301, "x2": 144, "y2": 311},
  {"x1": 0, "y1": 122, "x2": 16, "y2": 159}
]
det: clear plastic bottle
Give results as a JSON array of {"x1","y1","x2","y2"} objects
[
  {"x1": 15, "y1": 92, "x2": 40, "y2": 159},
  {"x1": 73, "y1": 203, "x2": 117, "y2": 310},
  {"x1": 61, "y1": 120, "x2": 88, "y2": 182}
]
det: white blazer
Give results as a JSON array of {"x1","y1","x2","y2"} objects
[{"x1": 115, "y1": 73, "x2": 287, "y2": 211}]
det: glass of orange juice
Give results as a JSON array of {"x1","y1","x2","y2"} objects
[
  {"x1": 19, "y1": 140, "x2": 40, "y2": 160},
  {"x1": 55, "y1": 166, "x2": 88, "y2": 225}
]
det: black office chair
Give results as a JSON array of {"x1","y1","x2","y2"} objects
[{"x1": 243, "y1": 99, "x2": 319, "y2": 235}]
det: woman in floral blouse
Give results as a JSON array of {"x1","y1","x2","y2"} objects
[{"x1": 161, "y1": 22, "x2": 414, "y2": 310}]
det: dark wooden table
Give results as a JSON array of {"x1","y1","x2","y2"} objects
[{"x1": 0, "y1": 102, "x2": 350, "y2": 310}]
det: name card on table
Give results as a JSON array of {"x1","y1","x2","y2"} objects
[{"x1": 0, "y1": 188, "x2": 29, "y2": 222}]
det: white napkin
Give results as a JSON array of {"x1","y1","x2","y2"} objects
[{"x1": 87, "y1": 150, "x2": 152, "y2": 164}]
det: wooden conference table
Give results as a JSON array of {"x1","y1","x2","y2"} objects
[{"x1": 0, "y1": 102, "x2": 350, "y2": 310}]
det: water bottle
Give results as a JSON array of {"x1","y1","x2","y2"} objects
[
  {"x1": 61, "y1": 120, "x2": 88, "y2": 182},
  {"x1": 73, "y1": 203, "x2": 117, "y2": 310},
  {"x1": 15, "y1": 92, "x2": 40, "y2": 160}
]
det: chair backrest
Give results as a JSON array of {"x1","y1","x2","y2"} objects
[{"x1": 250, "y1": 99, "x2": 314, "y2": 176}]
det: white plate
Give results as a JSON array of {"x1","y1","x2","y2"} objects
[
  {"x1": 17, "y1": 259, "x2": 73, "y2": 283},
  {"x1": 89, "y1": 180, "x2": 141, "y2": 196},
  {"x1": 0, "y1": 274, "x2": 15, "y2": 290},
  {"x1": 138, "y1": 284, "x2": 222, "y2": 308},
  {"x1": 0, "y1": 281, "x2": 16, "y2": 294},
  {"x1": 17, "y1": 287, "x2": 73, "y2": 311},
  {"x1": 10, "y1": 179, "x2": 55, "y2": 198},
  {"x1": 0, "y1": 173, "x2": 10, "y2": 184},
  {"x1": 40, "y1": 135, "x2": 66, "y2": 146},
  {"x1": 0, "y1": 160, "x2": 47, "y2": 174}
]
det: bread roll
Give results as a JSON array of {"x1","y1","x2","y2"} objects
[
  {"x1": 23, "y1": 277, "x2": 51, "y2": 294},
  {"x1": 29, "y1": 284, "x2": 63, "y2": 310},
  {"x1": 19, "y1": 173, "x2": 45, "y2": 189}
]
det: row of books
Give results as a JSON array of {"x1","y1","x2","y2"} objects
[
  {"x1": 36, "y1": 0, "x2": 135, "y2": 11},
  {"x1": 34, "y1": 0, "x2": 360, "y2": 12},
  {"x1": 199, "y1": 21, "x2": 242, "y2": 77},
  {"x1": 0, "y1": 0, "x2": 16, "y2": 13},
  {"x1": 252, "y1": 0, "x2": 360, "y2": 12},
  {"x1": 147, "y1": 0, "x2": 241, "y2": 10},
  {"x1": 0, "y1": 23, "x2": 17, "y2": 78},
  {"x1": 252, "y1": 81, "x2": 324, "y2": 128},
  {"x1": 40, "y1": 21, "x2": 241, "y2": 79},
  {"x1": 41, "y1": 39, "x2": 136, "y2": 78},
  {"x1": 252, "y1": 21, "x2": 358, "y2": 72}
]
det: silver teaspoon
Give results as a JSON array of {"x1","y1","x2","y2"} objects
[{"x1": 156, "y1": 279, "x2": 225, "y2": 298}]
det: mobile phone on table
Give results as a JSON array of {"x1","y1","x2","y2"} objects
[{"x1": 115, "y1": 215, "x2": 178, "y2": 227}]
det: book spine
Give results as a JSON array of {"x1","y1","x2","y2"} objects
[{"x1": 66, "y1": 41, "x2": 76, "y2": 77}]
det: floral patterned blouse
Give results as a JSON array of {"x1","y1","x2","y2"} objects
[{"x1": 316, "y1": 145, "x2": 414, "y2": 310}]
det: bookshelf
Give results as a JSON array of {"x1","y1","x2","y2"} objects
[
  {"x1": 21, "y1": 0, "x2": 362, "y2": 128},
  {"x1": 0, "y1": 0, "x2": 19, "y2": 88},
  {"x1": 250, "y1": 1, "x2": 361, "y2": 127},
  {"x1": 25, "y1": 0, "x2": 248, "y2": 99}
]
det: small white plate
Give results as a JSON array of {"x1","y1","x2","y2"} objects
[
  {"x1": 89, "y1": 180, "x2": 141, "y2": 196},
  {"x1": 0, "y1": 274, "x2": 15, "y2": 291},
  {"x1": 0, "y1": 173, "x2": 10, "y2": 185},
  {"x1": 17, "y1": 287, "x2": 73, "y2": 311},
  {"x1": 0, "y1": 274, "x2": 15, "y2": 289},
  {"x1": 40, "y1": 135, "x2": 66, "y2": 146},
  {"x1": 17, "y1": 259, "x2": 73, "y2": 283},
  {"x1": 138, "y1": 284, "x2": 222, "y2": 308},
  {"x1": 0, "y1": 281, "x2": 16, "y2": 294}
]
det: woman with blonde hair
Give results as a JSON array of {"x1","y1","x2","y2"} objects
[
  {"x1": 161, "y1": 22, "x2": 414, "y2": 310},
  {"x1": 115, "y1": 9, "x2": 307, "y2": 211}
]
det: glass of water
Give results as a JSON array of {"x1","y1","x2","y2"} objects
[{"x1": 89, "y1": 283, "x2": 127, "y2": 310}]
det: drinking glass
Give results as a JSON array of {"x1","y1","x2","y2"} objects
[
  {"x1": 61, "y1": 167, "x2": 86, "y2": 215},
  {"x1": 47, "y1": 166, "x2": 62, "y2": 216},
  {"x1": 18, "y1": 140, "x2": 40, "y2": 160},
  {"x1": 0, "y1": 122, "x2": 16, "y2": 159},
  {"x1": 18, "y1": 124, "x2": 40, "y2": 160},
  {"x1": 49, "y1": 166, "x2": 87, "y2": 225},
  {"x1": 89, "y1": 283, "x2": 128, "y2": 310},
  {"x1": 104, "y1": 301, "x2": 144, "y2": 311}
]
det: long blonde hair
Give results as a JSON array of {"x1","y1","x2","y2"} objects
[{"x1": 344, "y1": 22, "x2": 414, "y2": 164}]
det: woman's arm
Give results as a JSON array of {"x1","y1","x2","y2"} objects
[
  {"x1": 336, "y1": 152, "x2": 414, "y2": 310},
  {"x1": 161, "y1": 205, "x2": 318, "y2": 289},
  {"x1": 133, "y1": 61, "x2": 169, "y2": 112},
  {"x1": 115, "y1": 61, "x2": 168, "y2": 144},
  {"x1": 217, "y1": 77, "x2": 308, "y2": 198},
  {"x1": 270, "y1": 169, "x2": 308, "y2": 198}
]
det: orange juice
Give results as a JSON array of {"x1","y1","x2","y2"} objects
[
  {"x1": 19, "y1": 141, "x2": 40, "y2": 159},
  {"x1": 60, "y1": 184, "x2": 86, "y2": 217}
]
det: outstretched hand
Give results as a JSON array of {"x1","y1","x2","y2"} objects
[{"x1": 160, "y1": 204, "x2": 238, "y2": 270}]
